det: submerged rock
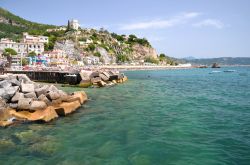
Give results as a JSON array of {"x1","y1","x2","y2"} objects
[
  {"x1": 0, "y1": 139, "x2": 15, "y2": 153},
  {"x1": 15, "y1": 130, "x2": 40, "y2": 144},
  {"x1": 29, "y1": 141, "x2": 59, "y2": 156}
]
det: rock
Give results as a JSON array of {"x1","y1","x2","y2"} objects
[
  {"x1": 102, "y1": 71, "x2": 111, "y2": 79},
  {"x1": 35, "y1": 85, "x2": 49, "y2": 97},
  {"x1": 97, "y1": 80, "x2": 107, "y2": 87},
  {"x1": 0, "y1": 80, "x2": 11, "y2": 88},
  {"x1": 38, "y1": 94, "x2": 51, "y2": 105},
  {"x1": 21, "y1": 83, "x2": 35, "y2": 93},
  {"x1": 80, "y1": 70, "x2": 93, "y2": 81},
  {"x1": 30, "y1": 101, "x2": 47, "y2": 110},
  {"x1": 48, "y1": 85, "x2": 58, "y2": 92},
  {"x1": 58, "y1": 90, "x2": 68, "y2": 101},
  {"x1": 79, "y1": 80, "x2": 92, "y2": 88},
  {"x1": 11, "y1": 92, "x2": 24, "y2": 103},
  {"x1": 55, "y1": 100, "x2": 81, "y2": 116},
  {"x1": 109, "y1": 75, "x2": 119, "y2": 81},
  {"x1": 24, "y1": 92, "x2": 37, "y2": 99},
  {"x1": 15, "y1": 130, "x2": 40, "y2": 143},
  {"x1": 46, "y1": 91, "x2": 60, "y2": 100},
  {"x1": 0, "y1": 88, "x2": 5, "y2": 98},
  {"x1": 9, "y1": 79, "x2": 21, "y2": 86},
  {"x1": 99, "y1": 73, "x2": 109, "y2": 81},
  {"x1": 72, "y1": 91, "x2": 88, "y2": 104},
  {"x1": 9, "y1": 103, "x2": 18, "y2": 109},
  {"x1": 2, "y1": 86, "x2": 19, "y2": 100},
  {"x1": 17, "y1": 98, "x2": 32, "y2": 110},
  {"x1": 17, "y1": 74, "x2": 31, "y2": 83},
  {"x1": 10, "y1": 106, "x2": 59, "y2": 122},
  {"x1": 51, "y1": 98, "x2": 62, "y2": 105},
  {"x1": 0, "y1": 97, "x2": 6, "y2": 110},
  {"x1": 91, "y1": 77, "x2": 102, "y2": 83},
  {"x1": 90, "y1": 72, "x2": 100, "y2": 78},
  {"x1": 0, "y1": 75, "x2": 9, "y2": 81}
]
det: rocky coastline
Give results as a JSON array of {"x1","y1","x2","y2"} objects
[{"x1": 0, "y1": 74, "x2": 87, "y2": 127}]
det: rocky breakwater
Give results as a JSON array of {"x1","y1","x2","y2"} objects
[
  {"x1": 0, "y1": 74, "x2": 87, "y2": 127},
  {"x1": 79, "y1": 70, "x2": 128, "y2": 88}
]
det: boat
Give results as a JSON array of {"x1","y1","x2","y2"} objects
[{"x1": 211, "y1": 63, "x2": 221, "y2": 68}]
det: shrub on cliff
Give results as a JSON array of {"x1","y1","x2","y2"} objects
[{"x1": 145, "y1": 57, "x2": 159, "y2": 64}]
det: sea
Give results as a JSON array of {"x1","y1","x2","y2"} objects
[{"x1": 0, "y1": 67, "x2": 250, "y2": 165}]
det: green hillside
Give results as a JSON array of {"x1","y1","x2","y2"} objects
[{"x1": 0, "y1": 7, "x2": 56, "y2": 40}]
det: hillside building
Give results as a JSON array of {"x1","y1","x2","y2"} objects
[{"x1": 69, "y1": 19, "x2": 80, "y2": 30}]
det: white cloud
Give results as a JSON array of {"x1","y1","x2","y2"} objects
[
  {"x1": 193, "y1": 19, "x2": 225, "y2": 29},
  {"x1": 120, "y1": 12, "x2": 201, "y2": 30}
]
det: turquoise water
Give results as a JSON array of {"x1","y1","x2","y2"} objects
[{"x1": 1, "y1": 67, "x2": 250, "y2": 165}]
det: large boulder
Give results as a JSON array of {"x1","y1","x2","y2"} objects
[
  {"x1": 46, "y1": 91, "x2": 60, "y2": 100},
  {"x1": 90, "y1": 72, "x2": 100, "y2": 78},
  {"x1": 35, "y1": 85, "x2": 49, "y2": 97},
  {"x1": 99, "y1": 73, "x2": 109, "y2": 81},
  {"x1": 0, "y1": 97, "x2": 6, "y2": 111},
  {"x1": 79, "y1": 80, "x2": 92, "y2": 88},
  {"x1": 48, "y1": 85, "x2": 58, "y2": 92},
  {"x1": 38, "y1": 94, "x2": 51, "y2": 105},
  {"x1": 55, "y1": 100, "x2": 81, "y2": 116},
  {"x1": 9, "y1": 79, "x2": 21, "y2": 87},
  {"x1": 10, "y1": 106, "x2": 59, "y2": 122},
  {"x1": 17, "y1": 74, "x2": 31, "y2": 83},
  {"x1": 0, "y1": 88, "x2": 5, "y2": 98},
  {"x1": 0, "y1": 80, "x2": 12, "y2": 88},
  {"x1": 102, "y1": 71, "x2": 110, "y2": 79},
  {"x1": 1, "y1": 86, "x2": 19, "y2": 101},
  {"x1": 17, "y1": 98, "x2": 32, "y2": 110},
  {"x1": 21, "y1": 83, "x2": 35, "y2": 93},
  {"x1": 11, "y1": 92, "x2": 24, "y2": 103},
  {"x1": 80, "y1": 70, "x2": 93, "y2": 81},
  {"x1": 30, "y1": 101, "x2": 47, "y2": 111},
  {"x1": 97, "y1": 81, "x2": 107, "y2": 87},
  {"x1": 91, "y1": 77, "x2": 102, "y2": 84},
  {"x1": 24, "y1": 92, "x2": 37, "y2": 99}
]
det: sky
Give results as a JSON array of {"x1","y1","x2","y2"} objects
[{"x1": 1, "y1": 0, "x2": 250, "y2": 58}]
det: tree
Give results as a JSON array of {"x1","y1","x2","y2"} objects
[
  {"x1": 117, "y1": 54, "x2": 129, "y2": 63},
  {"x1": 66, "y1": 20, "x2": 71, "y2": 31},
  {"x1": 159, "y1": 53, "x2": 166, "y2": 58},
  {"x1": 28, "y1": 51, "x2": 36, "y2": 57},
  {"x1": 94, "y1": 52, "x2": 101, "y2": 57},
  {"x1": 2, "y1": 48, "x2": 17, "y2": 56},
  {"x1": 145, "y1": 57, "x2": 159, "y2": 64},
  {"x1": 21, "y1": 58, "x2": 28, "y2": 66},
  {"x1": 159, "y1": 53, "x2": 166, "y2": 62}
]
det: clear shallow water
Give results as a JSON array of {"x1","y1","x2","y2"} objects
[{"x1": 1, "y1": 67, "x2": 250, "y2": 165}]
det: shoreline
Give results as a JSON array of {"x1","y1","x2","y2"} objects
[{"x1": 88, "y1": 65, "x2": 194, "y2": 71}]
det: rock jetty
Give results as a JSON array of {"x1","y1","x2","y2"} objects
[
  {"x1": 78, "y1": 70, "x2": 128, "y2": 88},
  {"x1": 0, "y1": 74, "x2": 87, "y2": 127}
]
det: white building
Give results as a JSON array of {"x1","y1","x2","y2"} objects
[
  {"x1": 69, "y1": 19, "x2": 80, "y2": 30},
  {"x1": 22, "y1": 32, "x2": 49, "y2": 44},
  {"x1": 83, "y1": 56, "x2": 99, "y2": 65},
  {"x1": 0, "y1": 32, "x2": 46, "y2": 56}
]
